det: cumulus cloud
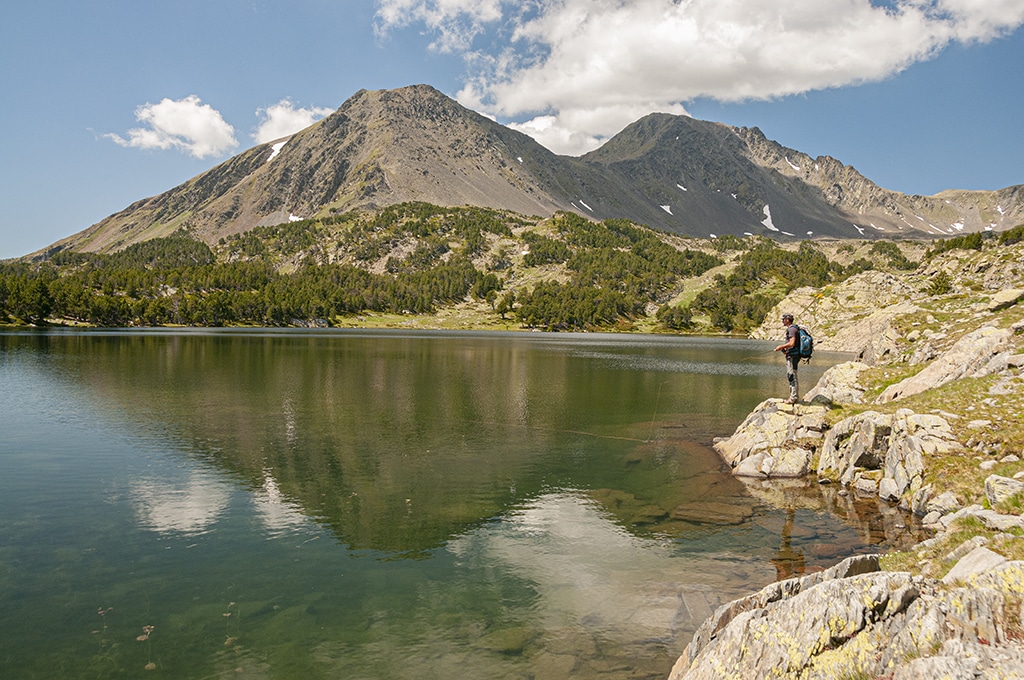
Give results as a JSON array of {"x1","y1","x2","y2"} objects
[
  {"x1": 375, "y1": 0, "x2": 504, "y2": 52},
  {"x1": 106, "y1": 95, "x2": 238, "y2": 158},
  {"x1": 254, "y1": 99, "x2": 335, "y2": 144},
  {"x1": 376, "y1": 0, "x2": 1024, "y2": 154}
]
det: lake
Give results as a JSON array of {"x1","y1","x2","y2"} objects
[{"x1": 0, "y1": 329, "x2": 922, "y2": 679}]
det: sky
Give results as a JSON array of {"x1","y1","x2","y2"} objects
[{"x1": 2, "y1": 0, "x2": 1023, "y2": 260}]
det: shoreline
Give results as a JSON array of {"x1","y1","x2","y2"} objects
[{"x1": 667, "y1": 258, "x2": 1024, "y2": 677}]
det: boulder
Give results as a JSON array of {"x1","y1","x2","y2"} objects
[
  {"x1": 940, "y1": 505, "x2": 1024, "y2": 533},
  {"x1": 732, "y1": 445, "x2": 813, "y2": 479},
  {"x1": 677, "y1": 554, "x2": 881, "y2": 670},
  {"x1": 671, "y1": 561, "x2": 917, "y2": 680},
  {"x1": 853, "y1": 475, "x2": 879, "y2": 495},
  {"x1": 986, "y1": 288, "x2": 1024, "y2": 312},
  {"x1": 878, "y1": 477, "x2": 901, "y2": 502},
  {"x1": 713, "y1": 399, "x2": 827, "y2": 469},
  {"x1": 769, "y1": 446, "x2": 814, "y2": 478},
  {"x1": 818, "y1": 411, "x2": 892, "y2": 481},
  {"x1": 984, "y1": 474, "x2": 1024, "y2": 508},
  {"x1": 925, "y1": 491, "x2": 961, "y2": 516},
  {"x1": 944, "y1": 536, "x2": 989, "y2": 563},
  {"x1": 731, "y1": 451, "x2": 769, "y2": 479},
  {"x1": 941, "y1": 546, "x2": 1008, "y2": 585},
  {"x1": 670, "y1": 558, "x2": 1024, "y2": 680},
  {"x1": 803, "y1": 361, "x2": 870, "y2": 404},
  {"x1": 819, "y1": 409, "x2": 958, "y2": 503},
  {"x1": 877, "y1": 326, "x2": 1013, "y2": 402}
]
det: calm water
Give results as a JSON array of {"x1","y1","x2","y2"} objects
[{"x1": 0, "y1": 329, "x2": 921, "y2": 679}]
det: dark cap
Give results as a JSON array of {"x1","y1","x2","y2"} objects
[{"x1": 781, "y1": 313, "x2": 794, "y2": 321}]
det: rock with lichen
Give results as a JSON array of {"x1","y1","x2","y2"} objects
[
  {"x1": 816, "y1": 409, "x2": 959, "y2": 504},
  {"x1": 712, "y1": 399, "x2": 827, "y2": 478},
  {"x1": 669, "y1": 550, "x2": 1024, "y2": 680}
]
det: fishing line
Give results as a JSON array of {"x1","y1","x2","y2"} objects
[
  {"x1": 735, "y1": 350, "x2": 777, "y2": 363},
  {"x1": 646, "y1": 379, "x2": 667, "y2": 443}
]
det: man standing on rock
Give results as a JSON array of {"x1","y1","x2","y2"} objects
[{"x1": 774, "y1": 313, "x2": 800, "y2": 404}]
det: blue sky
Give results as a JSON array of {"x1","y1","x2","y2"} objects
[{"x1": 2, "y1": 0, "x2": 1023, "y2": 259}]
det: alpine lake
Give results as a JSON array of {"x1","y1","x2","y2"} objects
[{"x1": 0, "y1": 329, "x2": 924, "y2": 679}]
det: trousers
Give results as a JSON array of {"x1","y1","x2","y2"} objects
[{"x1": 786, "y1": 354, "x2": 800, "y2": 401}]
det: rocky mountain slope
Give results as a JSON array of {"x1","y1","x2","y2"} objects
[
  {"x1": 41, "y1": 85, "x2": 1023, "y2": 257},
  {"x1": 681, "y1": 238, "x2": 1024, "y2": 678}
]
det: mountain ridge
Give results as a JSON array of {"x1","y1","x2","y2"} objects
[{"x1": 41, "y1": 84, "x2": 1024, "y2": 256}]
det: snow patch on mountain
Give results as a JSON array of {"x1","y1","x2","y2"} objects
[
  {"x1": 761, "y1": 205, "x2": 779, "y2": 232},
  {"x1": 266, "y1": 139, "x2": 289, "y2": 162}
]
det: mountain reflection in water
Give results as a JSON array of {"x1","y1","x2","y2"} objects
[{"x1": 0, "y1": 329, "x2": 924, "y2": 680}]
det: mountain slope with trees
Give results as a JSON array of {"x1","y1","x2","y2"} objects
[{"x1": 6, "y1": 203, "x2": 1010, "y2": 333}]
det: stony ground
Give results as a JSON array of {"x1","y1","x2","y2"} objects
[{"x1": 672, "y1": 240, "x2": 1024, "y2": 678}]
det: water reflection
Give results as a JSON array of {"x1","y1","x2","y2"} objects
[
  {"x1": 252, "y1": 469, "x2": 310, "y2": 537},
  {"x1": 450, "y1": 490, "x2": 759, "y2": 639},
  {"x1": 0, "y1": 329, "x2": 918, "y2": 680},
  {"x1": 17, "y1": 329, "x2": 805, "y2": 555},
  {"x1": 131, "y1": 471, "x2": 230, "y2": 536}
]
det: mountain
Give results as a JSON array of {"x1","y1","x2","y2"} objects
[{"x1": 43, "y1": 84, "x2": 1024, "y2": 255}]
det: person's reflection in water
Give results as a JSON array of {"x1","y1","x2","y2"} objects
[{"x1": 771, "y1": 507, "x2": 806, "y2": 580}]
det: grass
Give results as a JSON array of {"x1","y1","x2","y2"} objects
[
  {"x1": 996, "y1": 491, "x2": 1024, "y2": 515},
  {"x1": 880, "y1": 515, "x2": 1024, "y2": 578}
]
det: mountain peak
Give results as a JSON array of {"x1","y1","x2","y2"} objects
[{"x1": 44, "y1": 86, "x2": 1024, "y2": 255}]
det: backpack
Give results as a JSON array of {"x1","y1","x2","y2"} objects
[{"x1": 793, "y1": 324, "x2": 813, "y2": 360}]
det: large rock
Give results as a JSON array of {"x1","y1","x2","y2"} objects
[
  {"x1": 670, "y1": 555, "x2": 1024, "y2": 680},
  {"x1": 986, "y1": 287, "x2": 1024, "y2": 312},
  {"x1": 817, "y1": 411, "x2": 891, "y2": 482},
  {"x1": 817, "y1": 409, "x2": 958, "y2": 503},
  {"x1": 941, "y1": 546, "x2": 1008, "y2": 585},
  {"x1": 677, "y1": 555, "x2": 882, "y2": 669},
  {"x1": 713, "y1": 399, "x2": 827, "y2": 477},
  {"x1": 940, "y1": 505, "x2": 1024, "y2": 533},
  {"x1": 803, "y1": 361, "x2": 870, "y2": 404},
  {"x1": 732, "y1": 445, "x2": 813, "y2": 479},
  {"x1": 877, "y1": 325, "x2": 1012, "y2": 402},
  {"x1": 984, "y1": 474, "x2": 1024, "y2": 508},
  {"x1": 670, "y1": 555, "x2": 914, "y2": 680}
]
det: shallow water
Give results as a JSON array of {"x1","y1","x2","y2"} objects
[{"x1": 0, "y1": 329, "x2": 921, "y2": 679}]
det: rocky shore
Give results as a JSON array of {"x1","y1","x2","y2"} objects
[{"x1": 668, "y1": 244, "x2": 1024, "y2": 678}]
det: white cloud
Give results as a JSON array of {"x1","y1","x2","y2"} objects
[
  {"x1": 254, "y1": 99, "x2": 334, "y2": 144},
  {"x1": 505, "y1": 101, "x2": 687, "y2": 156},
  {"x1": 377, "y1": 0, "x2": 1024, "y2": 155},
  {"x1": 375, "y1": 0, "x2": 504, "y2": 52},
  {"x1": 105, "y1": 95, "x2": 238, "y2": 158}
]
